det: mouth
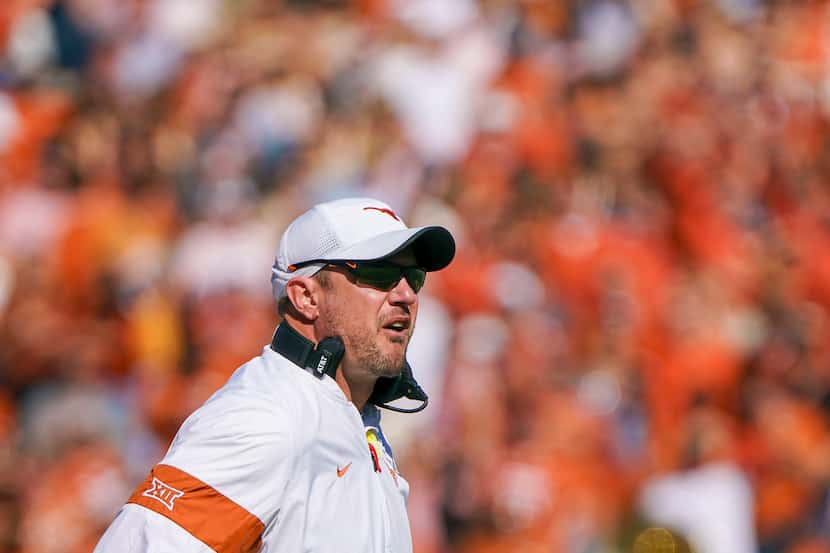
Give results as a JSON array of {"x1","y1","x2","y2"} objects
[{"x1": 381, "y1": 317, "x2": 411, "y2": 338}]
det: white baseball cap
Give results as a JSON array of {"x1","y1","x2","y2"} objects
[{"x1": 271, "y1": 197, "x2": 455, "y2": 299}]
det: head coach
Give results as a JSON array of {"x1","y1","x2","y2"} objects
[{"x1": 94, "y1": 197, "x2": 455, "y2": 553}]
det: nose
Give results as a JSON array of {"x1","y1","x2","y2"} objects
[{"x1": 388, "y1": 275, "x2": 417, "y2": 306}]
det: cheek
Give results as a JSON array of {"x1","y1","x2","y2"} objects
[
  {"x1": 328, "y1": 292, "x2": 382, "y2": 335},
  {"x1": 317, "y1": 305, "x2": 340, "y2": 338}
]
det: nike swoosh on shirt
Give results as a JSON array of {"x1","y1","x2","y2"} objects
[{"x1": 337, "y1": 462, "x2": 352, "y2": 478}]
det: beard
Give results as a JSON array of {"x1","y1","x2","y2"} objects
[
  {"x1": 320, "y1": 307, "x2": 407, "y2": 378},
  {"x1": 349, "y1": 328, "x2": 407, "y2": 378}
]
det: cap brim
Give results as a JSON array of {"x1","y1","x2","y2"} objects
[{"x1": 322, "y1": 226, "x2": 455, "y2": 271}]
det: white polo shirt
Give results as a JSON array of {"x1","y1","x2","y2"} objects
[{"x1": 94, "y1": 346, "x2": 413, "y2": 553}]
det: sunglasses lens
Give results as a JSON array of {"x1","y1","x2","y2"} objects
[
  {"x1": 404, "y1": 268, "x2": 426, "y2": 292},
  {"x1": 348, "y1": 264, "x2": 426, "y2": 292},
  {"x1": 353, "y1": 265, "x2": 403, "y2": 290}
]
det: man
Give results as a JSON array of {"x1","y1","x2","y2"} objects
[{"x1": 94, "y1": 197, "x2": 455, "y2": 553}]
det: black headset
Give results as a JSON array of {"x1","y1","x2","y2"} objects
[{"x1": 270, "y1": 322, "x2": 429, "y2": 413}]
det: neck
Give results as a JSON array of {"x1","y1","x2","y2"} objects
[
  {"x1": 334, "y1": 367, "x2": 376, "y2": 413},
  {"x1": 279, "y1": 317, "x2": 378, "y2": 410}
]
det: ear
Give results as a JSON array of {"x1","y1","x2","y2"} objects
[{"x1": 284, "y1": 277, "x2": 323, "y2": 322}]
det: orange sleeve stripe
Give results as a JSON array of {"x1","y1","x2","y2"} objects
[{"x1": 127, "y1": 464, "x2": 265, "y2": 553}]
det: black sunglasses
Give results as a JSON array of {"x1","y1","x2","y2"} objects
[{"x1": 289, "y1": 260, "x2": 426, "y2": 293}]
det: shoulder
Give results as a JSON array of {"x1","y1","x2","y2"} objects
[
  {"x1": 112, "y1": 348, "x2": 337, "y2": 547},
  {"x1": 162, "y1": 347, "x2": 330, "y2": 478},
  {"x1": 123, "y1": 350, "x2": 308, "y2": 532},
  {"x1": 167, "y1": 349, "x2": 305, "y2": 457},
  {"x1": 185, "y1": 346, "x2": 320, "y2": 431}
]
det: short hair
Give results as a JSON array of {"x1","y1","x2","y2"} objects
[
  {"x1": 277, "y1": 296, "x2": 292, "y2": 318},
  {"x1": 277, "y1": 270, "x2": 332, "y2": 318}
]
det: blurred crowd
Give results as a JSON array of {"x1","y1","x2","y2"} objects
[{"x1": 1, "y1": 0, "x2": 830, "y2": 552}]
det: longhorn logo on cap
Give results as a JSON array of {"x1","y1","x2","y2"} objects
[{"x1": 363, "y1": 207, "x2": 400, "y2": 221}]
